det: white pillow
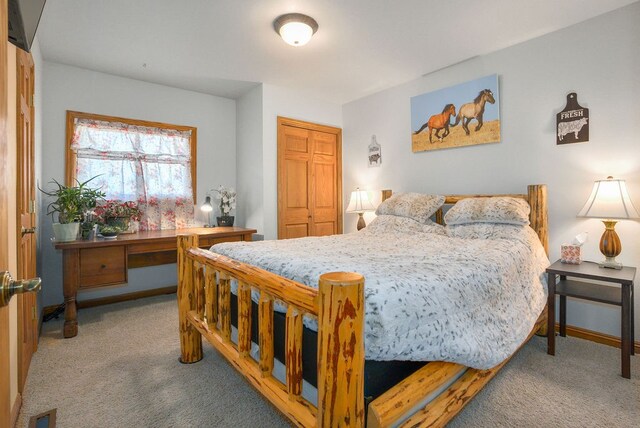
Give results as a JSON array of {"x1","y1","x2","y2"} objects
[
  {"x1": 366, "y1": 215, "x2": 445, "y2": 235},
  {"x1": 446, "y1": 223, "x2": 528, "y2": 240},
  {"x1": 375, "y1": 193, "x2": 445, "y2": 225},
  {"x1": 444, "y1": 197, "x2": 530, "y2": 225}
]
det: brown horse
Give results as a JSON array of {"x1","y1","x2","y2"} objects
[
  {"x1": 414, "y1": 104, "x2": 457, "y2": 143},
  {"x1": 451, "y1": 89, "x2": 495, "y2": 135}
]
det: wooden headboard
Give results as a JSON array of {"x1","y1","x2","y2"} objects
[{"x1": 381, "y1": 184, "x2": 548, "y2": 254}]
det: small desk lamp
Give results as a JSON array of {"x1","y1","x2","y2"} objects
[
  {"x1": 346, "y1": 188, "x2": 375, "y2": 230},
  {"x1": 578, "y1": 176, "x2": 639, "y2": 269},
  {"x1": 201, "y1": 196, "x2": 214, "y2": 227}
]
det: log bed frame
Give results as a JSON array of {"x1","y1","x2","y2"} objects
[{"x1": 177, "y1": 184, "x2": 548, "y2": 427}]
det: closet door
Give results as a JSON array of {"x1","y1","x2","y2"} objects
[
  {"x1": 310, "y1": 130, "x2": 339, "y2": 236},
  {"x1": 277, "y1": 117, "x2": 342, "y2": 240},
  {"x1": 278, "y1": 125, "x2": 312, "y2": 239}
]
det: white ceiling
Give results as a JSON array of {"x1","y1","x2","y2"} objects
[{"x1": 37, "y1": 0, "x2": 637, "y2": 103}]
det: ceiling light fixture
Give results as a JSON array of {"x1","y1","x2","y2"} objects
[{"x1": 273, "y1": 13, "x2": 318, "y2": 47}]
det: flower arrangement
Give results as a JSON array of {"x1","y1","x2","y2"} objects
[
  {"x1": 93, "y1": 200, "x2": 141, "y2": 234},
  {"x1": 214, "y1": 185, "x2": 237, "y2": 216},
  {"x1": 94, "y1": 200, "x2": 142, "y2": 222}
]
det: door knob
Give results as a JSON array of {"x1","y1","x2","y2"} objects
[
  {"x1": 1, "y1": 272, "x2": 41, "y2": 307},
  {"x1": 21, "y1": 226, "x2": 36, "y2": 236}
]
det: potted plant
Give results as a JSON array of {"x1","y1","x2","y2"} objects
[
  {"x1": 40, "y1": 177, "x2": 105, "y2": 242},
  {"x1": 94, "y1": 200, "x2": 142, "y2": 234},
  {"x1": 214, "y1": 185, "x2": 236, "y2": 227}
]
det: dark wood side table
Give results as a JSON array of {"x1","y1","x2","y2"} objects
[
  {"x1": 546, "y1": 260, "x2": 636, "y2": 378},
  {"x1": 54, "y1": 227, "x2": 256, "y2": 338}
]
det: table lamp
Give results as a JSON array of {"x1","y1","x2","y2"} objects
[
  {"x1": 577, "y1": 176, "x2": 639, "y2": 269},
  {"x1": 346, "y1": 188, "x2": 375, "y2": 230},
  {"x1": 200, "y1": 196, "x2": 214, "y2": 227}
]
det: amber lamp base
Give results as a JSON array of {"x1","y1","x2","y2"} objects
[
  {"x1": 356, "y1": 213, "x2": 366, "y2": 231},
  {"x1": 599, "y1": 220, "x2": 622, "y2": 269}
]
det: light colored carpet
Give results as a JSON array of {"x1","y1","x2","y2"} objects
[{"x1": 18, "y1": 295, "x2": 639, "y2": 427}]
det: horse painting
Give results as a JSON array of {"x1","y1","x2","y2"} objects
[
  {"x1": 410, "y1": 74, "x2": 500, "y2": 152},
  {"x1": 451, "y1": 89, "x2": 495, "y2": 135},
  {"x1": 414, "y1": 104, "x2": 456, "y2": 143}
]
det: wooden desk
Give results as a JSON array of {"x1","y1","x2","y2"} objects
[{"x1": 54, "y1": 227, "x2": 256, "y2": 338}]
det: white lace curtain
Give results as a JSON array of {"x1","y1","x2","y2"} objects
[{"x1": 71, "y1": 118, "x2": 195, "y2": 230}]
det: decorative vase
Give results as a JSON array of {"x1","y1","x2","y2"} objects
[
  {"x1": 80, "y1": 222, "x2": 96, "y2": 240},
  {"x1": 53, "y1": 222, "x2": 80, "y2": 242},
  {"x1": 216, "y1": 216, "x2": 235, "y2": 227}
]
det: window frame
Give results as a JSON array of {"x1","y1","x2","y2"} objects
[{"x1": 65, "y1": 110, "x2": 198, "y2": 202}]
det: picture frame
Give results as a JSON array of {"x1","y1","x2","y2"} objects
[{"x1": 411, "y1": 74, "x2": 501, "y2": 152}]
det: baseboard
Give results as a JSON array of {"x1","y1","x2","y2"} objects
[
  {"x1": 11, "y1": 393, "x2": 21, "y2": 428},
  {"x1": 555, "y1": 323, "x2": 640, "y2": 354},
  {"x1": 42, "y1": 286, "x2": 177, "y2": 317}
]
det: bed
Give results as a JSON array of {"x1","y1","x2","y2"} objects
[{"x1": 176, "y1": 184, "x2": 549, "y2": 427}]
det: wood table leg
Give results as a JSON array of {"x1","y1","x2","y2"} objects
[
  {"x1": 631, "y1": 283, "x2": 635, "y2": 356},
  {"x1": 559, "y1": 295, "x2": 567, "y2": 337},
  {"x1": 62, "y1": 249, "x2": 79, "y2": 338},
  {"x1": 621, "y1": 283, "x2": 630, "y2": 379},
  {"x1": 547, "y1": 273, "x2": 556, "y2": 356}
]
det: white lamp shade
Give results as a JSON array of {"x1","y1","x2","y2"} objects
[
  {"x1": 578, "y1": 177, "x2": 639, "y2": 220},
  {"x1": 346, "y1": 189, "x2": 375, "y2": 213}
]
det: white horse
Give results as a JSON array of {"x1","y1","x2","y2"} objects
[{"x1": 451, "y1": 89, "x2": 495, "y2": 135}]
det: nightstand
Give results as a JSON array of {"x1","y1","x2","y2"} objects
[{"x1": 546, "y1": 260, "x2": 636, "y2": 379}]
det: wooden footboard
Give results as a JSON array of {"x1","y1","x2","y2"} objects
[{"x1": 177, "y1": 234, "x2": 366, "y2": 427}]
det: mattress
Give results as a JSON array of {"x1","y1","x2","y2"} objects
[{"x1": 212, "y1": 215, "x2": 549, "y2": 369}]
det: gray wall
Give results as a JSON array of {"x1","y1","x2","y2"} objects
[
  {"x1": 342, "y1": 3, "x2": 640, "y2": 338},
  {"x1": 40, "y1": 62, "x2": 237, "y2": 307},
  {"x1": 235, "y1": 84, "x2": 264, "y2": 233}
]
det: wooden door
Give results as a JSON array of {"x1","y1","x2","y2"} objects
[
  {"x1": 277, "y1": 117, "x2": 342, "y2": 239},
  {"x1": 1, "y1": 0, "x2": 13, "y2": 424},
  {"x1": 309, "y1": 131, "x2": 340, "y2": 236},
  {"x1": 279, "y1": 124, "x2": 312, "y2": 239},
  {"x1": 16, "y1": 48, "x2": 37, "y2": 392}
]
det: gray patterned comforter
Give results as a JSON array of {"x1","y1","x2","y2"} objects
[{"x1": 211, "y1": 216, "x2": 549, "y2": 369}]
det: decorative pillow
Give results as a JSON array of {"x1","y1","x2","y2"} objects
[
  {"x1": 375, "y1": 193, "x2": 445, "y2": 225},
  {"x1": 446, "y1": 223, "x2": 528, "y2": 240},
  {"x1": 365, "y1": 215, "x2": 445, "y2": 235},
  {"x1": 444, "y1": 197, "x2": 530, "y2": 225}
]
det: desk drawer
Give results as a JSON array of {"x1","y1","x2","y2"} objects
[{"x1": 79, "y1": 246, "x2": 127, "y2": 288}]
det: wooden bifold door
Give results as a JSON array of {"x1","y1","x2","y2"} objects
[{"x1": 277, "y1": 117, "x2": 342, "y2": 239}]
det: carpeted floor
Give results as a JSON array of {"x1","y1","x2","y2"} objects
[{"x1": 18, "y1": 294, "x2": 639, "y2": 427}]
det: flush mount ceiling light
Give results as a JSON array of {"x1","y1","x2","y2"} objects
[{"x1": 273, "y1": 13, "x2": 318, "y2": 47}]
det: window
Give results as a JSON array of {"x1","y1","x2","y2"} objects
[{"x1": 66, "y1": 111, "x2": 197, "y2": 230}]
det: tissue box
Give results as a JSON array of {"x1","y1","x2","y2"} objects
[{"x1": 561, "y1": 244, "x2": 581, "y2": 264}]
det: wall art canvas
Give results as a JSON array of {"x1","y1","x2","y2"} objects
[
  {"x1": 368, "y1": 135, "x2": 381, "y2": 167},
  {"x1": 411, "y1": 74, "x2": 500, "y2": 152},
  {"x1": 556, "y1": 92, "x2": 589, "y2": 145}
]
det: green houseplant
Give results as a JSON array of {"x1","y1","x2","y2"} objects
[{"x1": 40, "y1": 177, "x2": 105, "y2": 242}]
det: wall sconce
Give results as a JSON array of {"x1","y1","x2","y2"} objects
[
  {"x1": 273, "y1": 13, "x2": 318, "y2": 46},
  {"x1": 346, "y1": 188, "x2": 375, "y2": 230},
  {"x1": 578, "y1": 176, "x2": 639, "y2": 269},
  {"x1": 201, "y1": 196, "x2": 214, "y2": 227}
]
